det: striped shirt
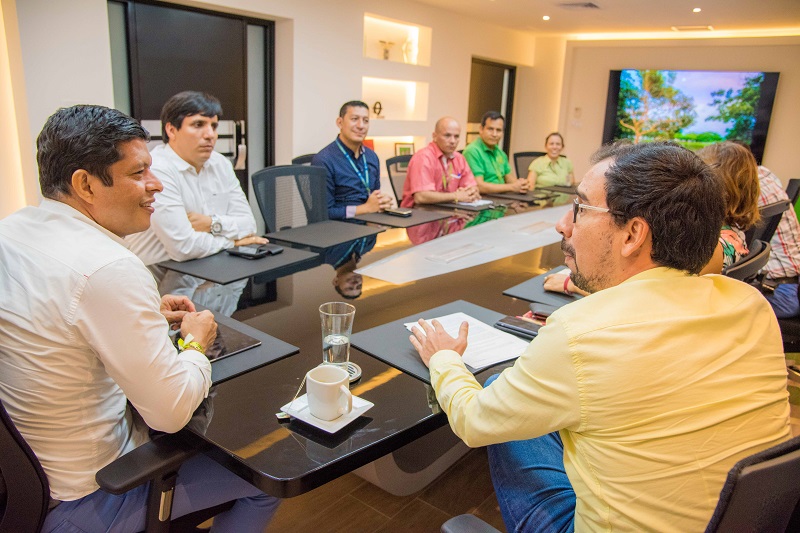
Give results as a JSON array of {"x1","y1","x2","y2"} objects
[{"x1": 758, "y1": 166, "x2": 800, "y2": 279}]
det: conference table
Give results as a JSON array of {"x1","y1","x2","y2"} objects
[{"x1": 171, "y1": 206, "x2": 571, "y2": 498}]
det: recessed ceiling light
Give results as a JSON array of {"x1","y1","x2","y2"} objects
[
  {"x1": 693, "y1": 7, "x2": 702, "y2": 13},
  {"x1": 543, "y1": 15, "x2": 551, "y2": 21}
]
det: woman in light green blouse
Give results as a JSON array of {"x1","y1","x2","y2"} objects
[{"x1": 527, "y1": 132, "x2": 574, "y2": 204}]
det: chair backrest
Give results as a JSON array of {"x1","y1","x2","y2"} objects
[
  {"x1": 744, "y1": 199, "x2": 791, "y2": 247},
  {"x1": 722, "y1": 239, "x2": 770, "y2": 282},
  {"x1": 513, "y1": 151, "x2": 546, "y2": 179},
  {"x1": 706, "y1": 435, "x2": 800, "y2": 532},
  {"x1": 0, "y1": 398, "x2": 50, "y2": 533},
  {"x1": 251, "y1": 164, "x2": 329, "y2": 233},
  {"x1": 786, "y1": 179, "x2": 800, "y2": 207},
  {"x1": 386, "y1": 155, "x2": 412, "y2": 204},
  {"x1": 291, "y1": 153, "x2": 316, "y2": 166}
]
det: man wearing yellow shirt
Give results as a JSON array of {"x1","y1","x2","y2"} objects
[{"x1": 410, "y1": 141, "x2": 790, "y2": 532}]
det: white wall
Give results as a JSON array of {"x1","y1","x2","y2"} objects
[
  {"x1": 191, "y1": 0, "x2": 536, "y2": 167},
  {"x1": 5, "y1": 0, "x2": 540, "y2": 210},
  {"x1": 6, "y1": 0, "x2": 799, "y2": 217},
  {"x1": 559, "y1": 36, "x2": 800, "y2": 182}
]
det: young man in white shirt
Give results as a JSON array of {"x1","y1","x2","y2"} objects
[
  {"x1": 0, "y1": 105, "x2": 278, "y2": 531},
  {"x1": 127, "y1": 91, "x2": 266, "y2": 265}
]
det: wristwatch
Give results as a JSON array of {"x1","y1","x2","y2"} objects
[{"x1": 210, "y1": 215, "x2": 223, "y2": 236}]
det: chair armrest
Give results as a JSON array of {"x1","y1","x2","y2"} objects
[
  {"x1": 95, "y1": 434, "x2": 197, "y2": 495},
  {"x1": 441, "y1": 514, "x2": 502, "y2": 533}
]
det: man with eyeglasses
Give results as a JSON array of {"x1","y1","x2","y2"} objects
[{"x1": 409, "y1": 141, "x2": 790, "y2": 531}]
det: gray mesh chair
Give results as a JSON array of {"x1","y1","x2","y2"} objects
[
  {"x1": 744, "y1": 199, "x2": 791, "y2": 248},
  {"x1": 251, "y1": 164, "x2": 329, "y2": 233},
  {"x1": 512, "y1": 151, "x2": 546, "y2": 179},
  {"x1": 785, "y1": 179, "x2": 800, "y2": 206},
  {"x1": 291, "y1": 154, "x2": 316, "y2": 166},
  {"x1": 722, "y1": 239, "x2": 770, "y2": 283},
  {"x1": 386, "y1": 155, "x2": 412, "y2": 204}
]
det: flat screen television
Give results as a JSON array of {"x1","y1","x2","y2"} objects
[{"x1": 602, "y1": 69, "x2": 779, "y2": 164}]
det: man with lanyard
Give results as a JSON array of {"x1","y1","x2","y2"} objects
[
  {"x1": 463, "y1": 111, "x2": 529, "y2": 195},
  {"x1": 400, "y1": 116, "x2": 480, "y2": 208},
  {"x1": 312, "y1": 100, "x2": 392, "y2": 220}
]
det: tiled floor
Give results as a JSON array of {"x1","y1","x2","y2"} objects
[
  {"x1": 261, "y1": 359, "x2": 800, "y2": 533},
  {"x1": 265, "y1": 447, "x2": 505, "y2": 533}
]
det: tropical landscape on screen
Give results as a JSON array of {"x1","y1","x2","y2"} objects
[{"x1": 613, "y1": 69, "x2": 769, "y2": 151}]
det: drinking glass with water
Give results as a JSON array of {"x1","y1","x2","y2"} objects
[{"x1": 319, "y1": 302, "x2": 356, "y2": 369}]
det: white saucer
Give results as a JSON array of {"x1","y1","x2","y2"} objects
[{"x1": 280, "y1": 394, "x2": 374, "y2": 434}]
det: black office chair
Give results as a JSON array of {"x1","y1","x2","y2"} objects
[
  {"x1": 0, "y1": 397, "x2": 229, "y2": 533},
  {"x1": 786, "y1": 179, "x2": 800, "y2": 207},
  {"x1": 706, "y1": 435, "x2": 800, "y2": 532},
  {"x1": 442, "y1": 436, "x2": 800, "y2": 533},
  {"x1": 291, "y1": 153, "x2": 316, "y2": 166},
  {"x1": 722, "y1": 239, "x2": 770, "y2": 283},
  {"x1": 386, "y1": 155, "x2": 412, "y2": 204},
  {"x1": 251, "y1": 164, "x2": 329, "y2": 233},
  {"x1": 512, "y1": 151, "x2": 546, "y2": 180},
  {"x1": 744, "y1": 199, "x2": 791, "y2": 248}
]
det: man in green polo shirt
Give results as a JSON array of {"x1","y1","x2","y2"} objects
[{"x1": 463, "y1": 111, "x2": 529, "y2": 195}]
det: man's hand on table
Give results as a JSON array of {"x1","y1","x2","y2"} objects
[
  {"x1": 456, "y1": 186, "x2": 481, "y2": 203},
  {"x1": 180, "y1": 310, "x2": 218, "y2": 355},
  {"x1": 160, "y1": 294, "x2": 196, "y2": 330},
  {"x1": 358, "y1": 190, "x2": 393, "y2": 214},
  {"x1": 234, "y1": 234, "x2": 269, "y2": 246},
  {"x1": 410, "y1": 318, "x2": 469, "y2": 368},
  {"x1": 510, "y1": 178, "x2": 530, "y2": 193}
]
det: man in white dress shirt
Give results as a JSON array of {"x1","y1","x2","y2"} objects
[
  {"x1": 0, "y1": 105, "x2": 278, "y2": 531},
  {"x1": 127, "y1": 91, "x2": 266, "y2": 265}
]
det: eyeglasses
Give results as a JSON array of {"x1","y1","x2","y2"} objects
[{"x1": 572, "y1": 198, "x2": 619, "y2": 224}]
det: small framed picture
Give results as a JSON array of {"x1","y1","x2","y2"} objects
[
  {"x1": 465, "y1": 132, "x2": 479, "y2": 145},
  {"x1": 395, "y1": 143, "x2": 415, "y2": 170}
]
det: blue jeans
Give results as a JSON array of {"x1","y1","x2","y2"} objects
[
  {"x1": 764, "y1": 283, "x2": 800, "y2": 319},
  {"x1": 43, "y1": 452, "x2": 279, "y2": 533},
  {"x1": 484, "y1": 374, "x2": 575, "y2": 533}
]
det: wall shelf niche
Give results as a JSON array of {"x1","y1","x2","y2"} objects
[
  {"x1": 363, "y1": 14, "x2": 432, "y2": 66},
  {"x1": 362, "y1": 76, "x2": 429, "y2": 122}
]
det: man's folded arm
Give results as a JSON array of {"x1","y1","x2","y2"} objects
[{"x1": 149, "y1": 170, "x2": 234, "y2": 261}]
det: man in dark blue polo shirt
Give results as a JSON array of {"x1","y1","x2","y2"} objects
[{"x1": 312, "y1": 101, "x2": 392, "y2": 220}]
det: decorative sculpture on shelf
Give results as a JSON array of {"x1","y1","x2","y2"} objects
[
  {"x1": 378, "y1": 40, "x2": 394, "y2": 60},
  {"x1": 372, "y1": 101, "x2": 384, "y2": 119}
]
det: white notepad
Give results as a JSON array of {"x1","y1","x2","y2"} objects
[{"x1": 404, "y1": 312, "x2": 529, "y2": 368}]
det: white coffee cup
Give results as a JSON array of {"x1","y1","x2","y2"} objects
[{"x1": 306, "y1": 365, "x2": 353, "y2": 421}]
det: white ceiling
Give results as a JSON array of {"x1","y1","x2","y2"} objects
[{"x1": 412, "y1": 0, "x2": 800, "y2": 35}]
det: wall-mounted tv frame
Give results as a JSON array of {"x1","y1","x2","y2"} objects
[{"x1": 602, "y1": 69, "x2": 780, "y2": 164}]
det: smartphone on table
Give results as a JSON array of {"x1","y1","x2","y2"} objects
[
  {"x1": 226, "y1": 243, "x2": 284, "y2": 259},
  {"x1": 384, "y1": 208, "x2": 413, "y2": 217}
]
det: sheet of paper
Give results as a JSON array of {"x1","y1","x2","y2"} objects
[
  {"x1": 457, "y1": 199, "x2": 494, "y2": 207},
  {"x1": 404, "y1": 312, "x2": 530, "y2": 368}
]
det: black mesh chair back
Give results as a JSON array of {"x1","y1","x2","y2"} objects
[
  {"x1": 386, "y1": 155, "x2": 412, "y2": 204},
  {"x1": 786, "y1": 179, "x2": 800, "y2": 206},
  {"x1": 706, "y1": 435, "x2": 800, "y2": 532},
  {"x1": 251, "y1": 165, "x2": 329, "y2": 233},
  {"x1": 0, "y1": 398, "x2": 50, "y2": 532},
  {"x1": 513, "y1": 151, "x2": 546, "y2": 179},
  {"x1": 291, "y1": 154, "x2": 316, "y2": 166},
  {"x1": 744, "y1": 199, "x2": 791, "y2": 248},
  {"x1": 722, "y1": 239, "x2": 770, "y2": 282}
]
